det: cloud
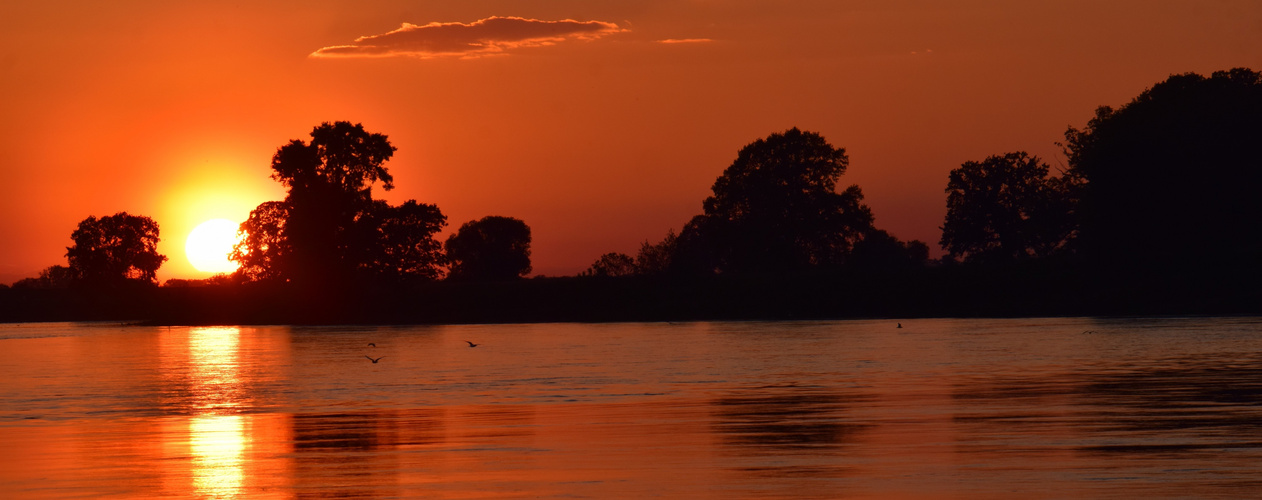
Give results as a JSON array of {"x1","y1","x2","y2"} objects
[
  {"x1": 657, "y1": 38, "x2": 714, "y2": 44},
  {"x1": 311, "y1": 16, "x2": 626, "y2": 59}
]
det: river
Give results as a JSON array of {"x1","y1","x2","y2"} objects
[{"x1": 2, "y1": 318, "x2": 1260, "y2": 498}]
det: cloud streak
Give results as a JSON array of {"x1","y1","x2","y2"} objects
[
  {"x1": 657, "y1": 38, "x2": 714, "y2": 44},
  {"x1": 311, "y1": 16, "x2": 626, "y2": 59}
]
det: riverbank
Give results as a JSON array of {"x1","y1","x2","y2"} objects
[{"x1": 4, "y1": 263, "x2": 1260, "y2": 325}]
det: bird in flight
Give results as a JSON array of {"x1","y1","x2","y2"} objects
[
  {"x1": 368, "y1": 342, "x2": 376, "y2": 347},
  {"x1": 465, "y1": 340, "x2": 480, "y2": 348},
  {"x1": 365, "y1": 355, "x2": 384, "y2": 363}
]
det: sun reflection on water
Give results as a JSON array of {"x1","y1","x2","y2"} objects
[
  {"x1": 188, "y1": 327, "x2": 246, "y2": 498},
  {"x1": 189, "y1": 326, "x2": 243, "y2": 413},
  {"x1": 191, "y1": 415, "x2": 246, "y2": 499}
]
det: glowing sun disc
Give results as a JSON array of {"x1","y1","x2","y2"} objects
[{"x1": 186, "y1": 219, "x2": 241, "y2": 274}]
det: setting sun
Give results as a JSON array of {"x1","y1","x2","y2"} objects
[{"x1": 186, "y1": 219, "x2": 242, "y2": 274}]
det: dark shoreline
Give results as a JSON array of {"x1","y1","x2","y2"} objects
[{"x1": 4, "y1": 264, "x2": 1259, "y2": 326}]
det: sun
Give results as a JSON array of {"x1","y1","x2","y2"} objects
[{"x1": 186, "y1": 219, "x2": 242, "y2": 274}]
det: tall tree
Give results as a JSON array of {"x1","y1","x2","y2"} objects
[
  {"x1": 679, "y1": 128, "x2": 874, "y2": 274},
  {"x1": 231, "y1": 122, "x2": 447, "y2": 285},
  {"x1": 1063, "y1": 68, "x2": 1262, "y2": 275},
  {"x1": 940, "y1": 152, "x2": 1079, "y2": 263},
  {"x1": 66, "y1": 212, "x2": 167, "y2": 284},
  {"x1": 445, "y1": 216, "x2": 532, "y2": 281}
]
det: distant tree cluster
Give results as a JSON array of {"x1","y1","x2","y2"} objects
[
  {"x1": 584, "y1": 128, "x2": 929, "y2": 277},
  {"x1": 940, "y1": 152, "x2": 1080, "y2": 263},
  {"x1": 941, "y1": 67, "x2": 1262, "y2": 280},
  {"x1": 14, "y1": 212, "x2": 168, "y2": 290},
  {"x1": 230, "y1": 121, "x2": 533, "y2": 287},
  {"x1": 15, "y1": 67, "x2": 1262, "y2": 303}
]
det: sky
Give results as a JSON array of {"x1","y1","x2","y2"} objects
[{"x1": 1, "y1": 0, "x2": 1260, "y2": 282}]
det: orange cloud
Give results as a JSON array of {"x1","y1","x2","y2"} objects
[
  {"x1": 311, "y1": 16, "x2": 626, "y2": 59},
  {"x1": 657, "y1": 38, "x2": 714, "y2": 44}
]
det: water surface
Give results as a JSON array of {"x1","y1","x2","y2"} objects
[{"x1": 2, "y1": 318, "x2": 1261, "y2": 498}]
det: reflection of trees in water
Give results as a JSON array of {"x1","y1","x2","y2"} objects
[
  {"x1": 711, "y1": 385, "x2": 868, "y2": 450},
  {"x1": 951, "y1": 352, "x2": 1262, "y2": 455},
  {"x1": 292, "y1": 409, "x2": 445, "y2": 498},
  {"x1": 288, "y1": 406, "x2": 537, "y2": 497}
]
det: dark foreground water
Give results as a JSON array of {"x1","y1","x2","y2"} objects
[{"x1": 2, "y1": 318, "x2": 1261, "y2": 498}]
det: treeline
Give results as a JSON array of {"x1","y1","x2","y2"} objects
[{"x1": 4, "y1": 68, "x2": 1262, "y2": 324}]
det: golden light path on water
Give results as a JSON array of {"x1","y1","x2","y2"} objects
[{"x1": 188, "y1": 326, "x2": 245, "y2": 499}]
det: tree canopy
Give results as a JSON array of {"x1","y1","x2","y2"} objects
[
  {"x1": 445, "y1": 216, "x2": 532, "y2": 281},
  {"x1": 66, "y1": 212, "x2": 167, "y2": 285},
  {"x1": 678, "y1": 128, "x2": 874, "y2": 274},
  {"x1": 940, "y1": 152, "x2": 1079, "y2": 263},
  {"x1": 583, "y1": 252, "x2": 637, "y2": 278},
  {"x1": 1063, "y1": 68, "x2": 1262, "y2": 275},
  {"x1": 231, "y1": 122, "x2": 446, "y2": 285}
]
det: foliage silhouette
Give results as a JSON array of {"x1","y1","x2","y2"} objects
[
  {"x1": 232, "y1": 201, "x2": 291, "y2": 282},
  {"x1": 66, "y1": 212, "x2": 167, "y2": 285},
  {"x1": 583, "y1": 252, "x2": 636, "y2": 277},
  {"x1": 1063, "y1": 68, "x2": 1262, "y2": 276},
  {"x1": 634, "y1": 230, "x2": 678, "y2": 275},
  {"x1": 12, "y1": 265, "x2": 73, "y2": 290},
  {"x1": 353, "y1": 200, "x2": 448, "y2": 282},
  {"x1": 231, "y1": 122, "x2": 447, "y2": 285},
  {"x1": 850, "y1": 229, "x2": 930, "y2": 270},
  {"x1": 677, "y1": 128, "x2": 874, "y2": 274},
  {"x1": 445, "y1": 216, "x2": 532, "y2": 281},
  {"x1": 940, "y1": 152, "x2": 1080, "y2": 263}
]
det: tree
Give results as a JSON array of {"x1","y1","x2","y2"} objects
[
  {"x1": 582, "y1": 252, "x2": 637, "y2": 277},
  {"x1": 353, "y1": 200, "x2": 447, "y2": 281},
  {"x1": 633, "y1": 230, "x2": 678, "y2": 275},
  {"x1": 12, "y1": 265, "x2": 74, "y2": 289},
  {"x1": 66, "y1": 212, "x2": 167, "y2": 284},
  {"x1": 850, "y1": 229, "x2": 931, "y2": 270},
  {"x1": 940, "y1": 152, "x2": 1079, "y2": 263},
  {"x1": 1063, "y1": 68, "x2": 1262, "y2": 275},
  {"x1": 230, "y1": 122, "x2": 447, "y2": 285},
  {"x1": 231, "y1": 201, "x2": 291, "y2": 282},
  {"x1": 679, "y1": 128, "x2": 874, "y2": 274},
  {"x1": 445, "y1": 216, "x2": 532, "y2": 281}
]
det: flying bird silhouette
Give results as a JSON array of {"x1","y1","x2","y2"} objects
[
  {"x1": 465, "y1": 340, "x2": 479, "y2": 348},
  {"x1": 368, "y1": 342, "x2": 376, "y2": 347},
  {"x1": 366, "y1": 355, "x2": 384, "y2": 363}
]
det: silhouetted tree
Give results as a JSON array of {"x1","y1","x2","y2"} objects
[
  {"x1": 231, "y1": 122, "x2": 447, "y2": 285},
  {"x1": 678, "y1": 128, "x2": 874, "y2": 274},
  {"x1": 232, "y1": 201, "x2": 291, "y2": 282},
  {"x1": 1063, "y1": 68, "x2": 1262, "y2": 276},
  {"x1": 66, "y1": 212, "x2": 167, "y2": 285},
  {"x1": 634, "y1": 230, "x2": 677, "y2": 275},
  {"x1": 850, "y1": 229, "x2": 931, "y2": 270},
  {"x1": 583, "y1": 252, "x2": 636, "y2": 277},
  {"x1": 12, "y1": 265, "x2": 74, "y2": 289},
  {"x1": 445, "y1": 216, "x2": 532, "y2": 281},
  {"x1": 353, "y1": 200, "x2": 448, "y2": 281},
  {"x1": 271, "y1": 121, "x2": 395, "y2": 284},
  {"x1": 940, "y1": 152, "x2": 1080, "y2": 263}
]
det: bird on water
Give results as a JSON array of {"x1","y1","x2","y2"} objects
[
  {"x1": 466, "y1": 340, "x2": 479, "y2": 348},
  {"x1": 365, "y1": 355, "x2": 384, "y2": 363},
  {"x1": 897, "y1": 323, "x2": 903, "y2": 328}
]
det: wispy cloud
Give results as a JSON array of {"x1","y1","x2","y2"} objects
[
  {"x1": 311, "y1": 16, "x2": 626, "y2": 59},
  {"x1": 657, "y1": 38, "x2": 714, "y2": 44}
]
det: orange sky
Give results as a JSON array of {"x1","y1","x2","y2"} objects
[{"x1": 2, "y1": 1, "x2": 1260, "y2": 282}]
